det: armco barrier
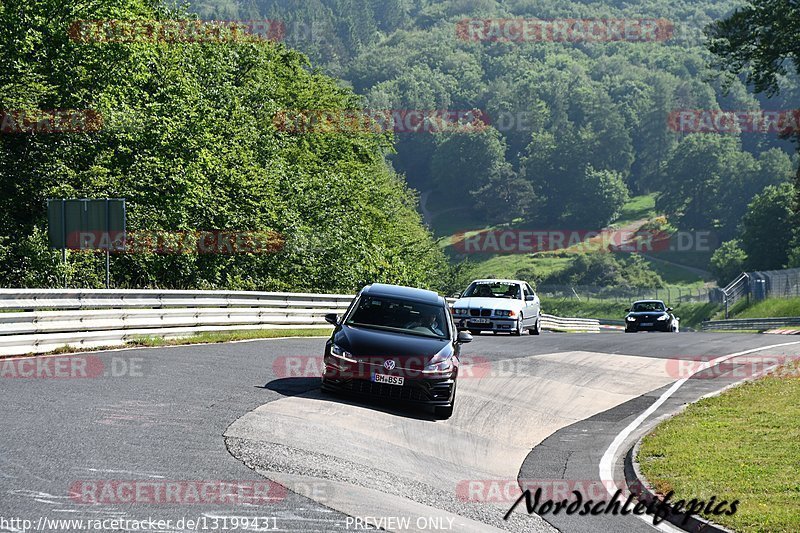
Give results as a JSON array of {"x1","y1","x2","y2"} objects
[
  {"x1": 0, "y1": 289, "x2": 598, "y2": 356},
  {"x1": 701, "y1": 317, "x2": 800, "y2": 331}
]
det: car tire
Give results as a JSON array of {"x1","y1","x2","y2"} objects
[
  {"x1": 469, "y1": 330, "x2": 481, "y2": 336},
  {"x1": 530, "y1": 317, "x2": 541, "y2": 335}
]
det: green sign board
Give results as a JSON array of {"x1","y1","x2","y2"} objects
[{"x1": 47, "y1": 199, "x2": 126, "y2": 250}]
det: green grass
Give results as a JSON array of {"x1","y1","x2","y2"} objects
[
  {"x1": 540, "y1": 298, "x2": 626, "y2": 320},
  {"x1": 129, "y1": 328, "x2": 333, "y2": 347},
  {"x1": 731, "y1": 297, "x2": 800, "y2": 320},
  {"x1": 613, "y1": 193, "x2": 658, "y2": 227},
  {"x1": 643, "y1": 256, "x2": 711, "y2": 286},
  {"x1": 459, "y1": 254, "x2": 574, "y2": 281},
  {"x1": 638, "y1": 368, "x2": 800, "y2": 532}
]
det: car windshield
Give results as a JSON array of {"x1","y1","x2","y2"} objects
[
  {"x1": 463, "y1": 282, "x2": 521, "y2": 299},
  {"x1": 631, "y1": 302, "x2": 666, "y2": 312},
  {"x1": 345, "y1": 296, "x2": 450, "y2": 340}
]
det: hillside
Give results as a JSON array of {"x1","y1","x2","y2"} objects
[{"x1": 187, "y1": 0, "x2": 799, "y2": 288}]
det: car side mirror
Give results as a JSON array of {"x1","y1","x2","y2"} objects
[
  {"x1": 451, "y1": 292, "x2": 463, "y2": 299},
  {"x1": 624, "y1": 308, "x2": 630, "y2": 313},
  {"x1": 525, "y1": 294, "x2": 535, "y2": 302},
  {"x1": 666, "y1": 308, "x2": 673, "y2": 313},
  {"x1": 457, "y1": 331, "x2": 473, "y2": 344},
  {"x1": 324, "y1": 313, "x2": 339, "y2": 326}
]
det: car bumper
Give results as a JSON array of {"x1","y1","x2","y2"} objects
[
  {"x1": 456, "y1": 317, "x2": 518, "y2": 333},
  {"x1": 321, "y1": 362, "x2": 456, "y2": 406},
  {"x1": 626, "y1": 321, "x2": 672, "y2": 332}
]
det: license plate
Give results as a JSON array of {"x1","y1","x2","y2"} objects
[
  {"x1": 470, "y1": 318, "x2": 491, "y2": 324},
  {"x1": 372, "y1": 373, "x2": 404, "y2": 386},
  {"x1": 640, "y1": 322, "x2": 653, "y2": 327}
]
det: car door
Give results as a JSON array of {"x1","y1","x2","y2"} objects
[{"x1": 523, "y1": 283, "x2": 540, "y2": 325}]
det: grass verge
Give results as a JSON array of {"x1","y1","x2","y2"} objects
[
  {"x1": 128, "y1": 328, "x2": 334, "y2": 347},
  {"x1": 637, "y1": 365, "x2": 800, "y2": 532}
]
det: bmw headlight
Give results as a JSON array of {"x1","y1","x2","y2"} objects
[
  {"x1": 453, "y1": 308, "x2": 468, "y2": 316},
  {"x1": 626, "y1": 316, "x2": 637, "y2": 322},
  {"x1": 495, "y1": 310, "x2": 516, "y2": 317},
  {"x1": 423, "y1": 358, "x2": 454, "y2": 374},
  {"x1": 330, "y1": 343, "x2": 355, "y2": 361},
  {"x1": 657, "y1": 315, "x2": 670, "y2": 321}
]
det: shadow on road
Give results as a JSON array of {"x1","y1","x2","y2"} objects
[{"x1": 261, "y1": 377, "x2": 438, "y2": 421}]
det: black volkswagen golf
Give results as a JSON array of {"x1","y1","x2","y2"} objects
[{"x1": 321, "y1": 283, "x2": 472, "y2": 419}]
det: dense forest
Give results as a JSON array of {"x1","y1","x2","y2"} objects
[
  {"x1": 186, "y1": 0, "x2": 800, "y2": 285},
  {"x1": 0, "y1": 0, "x2": 449, "y2": 291},
  {"x1": 1, "y1": 0, "x2": 798, "y2": 291}
]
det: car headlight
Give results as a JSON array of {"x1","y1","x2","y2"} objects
[
  {"x1": 626, "y1": 316, "x2": 637, "y2": 322},
  {"x1": 423, "y1": 358, "x2": 454, "y2": 374},
  {"x1": 657, "y1": 315, "x2": 670, "y2": 321},
  {"x1": 453, "y1": 308, "x2": 468, "y2": 316},
  {"x1": 495, "y1": 310, "x2": 516, "y2": 317},
  {"x1": 330, "y1": 343, "x2": 356, "y2": 361}
]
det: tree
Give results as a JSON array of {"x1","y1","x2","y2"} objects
[
  {"x1": 0, "y1": 0, "x2": 447, "y2": 291},
  {"x1": 431, "y1": 128, "x2": 507, "y2": 203},
  {"x1": 470, "y1": 164, "x2": 535, "y2": 224},
  {"x1": 657, "y1": 135, "x2": 755, "y2": 234},
  {"x1": 740, "y1": 183, "x2": 796, "y2": 271},
  {"x1": 708, "y1": 0, "x2": 800, "y2": 248},
  {"x1": 573, "y1": 166, "x2": 629, "y2": 228},
  {"x1": 710, "y1": 240, "x2": 747, "y2": 285}
]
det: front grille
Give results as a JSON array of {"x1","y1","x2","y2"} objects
[
  {"x1": 469, "y1": 309, "x2": 492, "y2": 317},
  {"x1": 339, "y1": 379, "x2": 431, "y2": 402}
]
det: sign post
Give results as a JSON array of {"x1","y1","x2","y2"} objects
[{"x1": 47, "y1": 198, "x2": 126, "y2": 289}]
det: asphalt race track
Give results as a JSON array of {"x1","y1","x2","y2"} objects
[{"x1": 2, "y1": 332, "x2": 800, "y2": 533}]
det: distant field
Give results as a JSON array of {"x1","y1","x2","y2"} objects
[{"x1": 612, "y1": 193, "x2": 657, "y2": 227}]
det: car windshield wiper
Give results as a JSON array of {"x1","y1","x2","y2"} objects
[{"x1": 346, "y1": 322, "x2": 448, "y2": 340}]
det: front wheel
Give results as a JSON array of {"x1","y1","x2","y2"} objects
[
  {"x1": 530, "y1": 317, "x2": 541, "y2": 335},
  {"x1": 512, "y1": 319, "x2": 523, "y2": 336}
]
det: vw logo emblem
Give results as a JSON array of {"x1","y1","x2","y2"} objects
[{"x1": 383, "y1": 360, "x2": 396, "y2": 371}]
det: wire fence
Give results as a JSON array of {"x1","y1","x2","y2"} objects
[
  {"x1": 709, "y1": 268, "x2": 800, "y2": 317},
  {"x1": 536, "y1": 285, "x2": 711, "y2": 305}
]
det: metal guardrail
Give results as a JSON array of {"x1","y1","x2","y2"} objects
[
  {"x1": 0, "y1": 290, "x2": 599, "y2": 356},
  {"x1": 540, "y1": 314, "x2": 600, "y2": 333},
  {"x1": 701, "y1": 317, "x2": 800, "y2": 331}
]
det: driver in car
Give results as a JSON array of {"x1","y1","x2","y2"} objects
[{"x1": 405, "y1": 311, "x2": 445, "y2": 336}]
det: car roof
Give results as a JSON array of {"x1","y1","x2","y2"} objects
[
  {"x1": 471, "y1": 279, "x2": 525, "y2": 285},
  {"x1": 360, "y1": 283, "x2": 444, "y2": 305},
  {"x1": 632, "y1": 300, "x2": 666, "y2": 305}
]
